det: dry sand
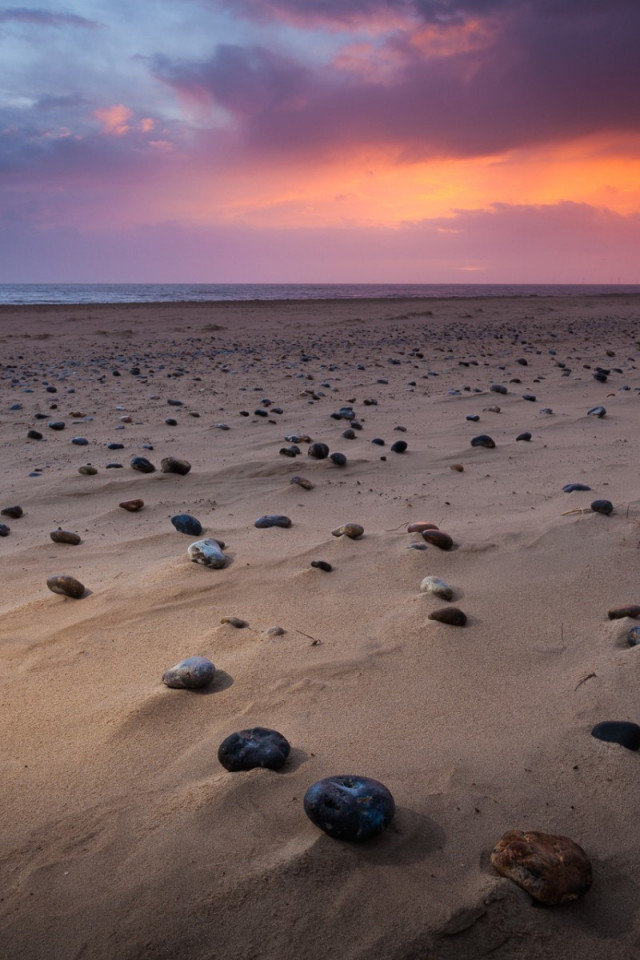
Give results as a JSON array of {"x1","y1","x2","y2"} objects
[{"x1": 1, "y1": 295, "x2": 640, "y2": 959}]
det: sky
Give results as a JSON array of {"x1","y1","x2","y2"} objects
[{"x1": 1, "y1": 0, "x2": 640, "y2": 283}]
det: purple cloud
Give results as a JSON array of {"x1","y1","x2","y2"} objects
[{"x1": 0, "y1": 7, "x2": 99, "y2": 28}]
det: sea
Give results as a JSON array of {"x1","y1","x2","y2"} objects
[{"x1": 1, "y1": 283, "x2": 640, "y2": 305}]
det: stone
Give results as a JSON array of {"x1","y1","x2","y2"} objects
[
  {"x1": 162, "y1": 656, "x2": 215, "y2": 689},
  {"x1": 466, "y1": 415, "x2": 480, "y2": 422},
  {"x1": 608, "y1": 605, "x2": 640, "y2": 620},
  {"x1": 421, "y1": 530, "x2": 454, "y2": 550},
  {"x1": 255, "y1": 515, "x2": 292, "y2": 528},
  {"x1": 46, "y1": 574, "x2": 85, "y2": 599},
  {"x1": 591, "y1": 499, "x2": 613, "y2": 515},
  {"x1": 171, "y1": 514, "x2": 203, "y2": 536},
  {"x1": 591, "y1": 720, "x2": 640, "y2": 751},
  {"x1": 130, "y1": 456, "x2": 156, "y2": 473},
  {"x1": 308, "y1": 442, "x2": 329, "y2": 459},
  {"x1": 290, "y1": 475, "x2": 313, "y2": 490},
  {"x1": 50, "y1": 529, "x2": 81, "y2": 545},
  {"x1": 265, "y1": 626, "x2": 286, "y2": 636},
  {"x1": 188, "y1": 538, "x2": 228, "y2": 568},
  {"x1": 71, "y1": 437, "x2": 88, "y2": 446},
  {"x1": 1, "y1": 506, "x2": 23, "y2": 519},
  {"x1": 516, "y1": 432, "x2": 532, "y2": 442},
  {"x1": 220, "y1": 616, "x2": 248, "y2": 628},
  {"x1": 450, "y1": 463, "x2": 464, "y2": 472},
  {"x1": 490, "y1": 830, "x2": 592, "y2": 905},
  {"x1": 490, "y1": 384, "x2": 508, "y2": 395},
  {"x1": 0, "y1": 523, "x2": 10, "y2": 537},
  {"x1": 218, "y1": 727, "x2": 291, "y2": 772},
  {"x1": 470, "y1": 435, "x2": 495, "y2": 448},
  {"x1": 311, "y1": 560, "x2": 332, "y2": 572},
  {"x1": 329, "y1": 452, "x2": 347, "y2": 466},
  {"x1": 332, "y1": 523, "x2": 364, "y2": 539},
  {"x1": 119, "y1": 499, "x2": 144, "y2": 511},
  {"x1": 390, "y1": 440, "x2": 408, "y2": 453},
  {"x1": 27, "y1": 429, "x2": 43, "y2": 440},
  {"x1": 78, "y1": 464, "x2": 98, "y2": 475},
  {"x1": 522, "y1": 394, "x2": 536, "y2": 402},
  {"x1": 48, "y1": 420, "x2": 65, "y2": 431},
  {"x1": 563, "y1": 483, "x2": 591, "y2": 493},
  {"x1": 303, "y1": 775, "x2": 395, "y2": 841},
  {"x1": 428, "y1": 606, "x2": 467, "y2": 626},
  {"x1": 407, "y1": 522, "x2": 439, "y2": 534},
  {"x1": 160, "y1": 456, "x2": 191, "y2": 475},
  {"x1": 587, "y1": 406, "x2": 606, "y2": 418},
  {"x1": 420, "y1": 576, "x2": 454, "y2": 601}
]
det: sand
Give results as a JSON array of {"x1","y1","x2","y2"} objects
[{"x1": 1, "y1": 295, "x2": 640, "y2": 959}]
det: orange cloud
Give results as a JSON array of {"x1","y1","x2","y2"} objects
[{"x1": 93, "y1": 104, "x2": 134, "y2": 136}]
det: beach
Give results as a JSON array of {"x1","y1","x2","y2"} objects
[{"x1": 2, "y1": 294, "x2": 640, "y2": 959}]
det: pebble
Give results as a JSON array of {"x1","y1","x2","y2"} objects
[
  {"x1": 107, "y1": 442, "x2": 124, "y2": 450},
  {"x1": 420, "y1": 576, "x2": 453, "y2": 601},
  {"x1": 516, "y1": 432, "x2": 532, "y2": 442},
  {"x1": 280, "y1": 445, "x2": 300, "y2": 457},
  {"x1": 421, "y1": 530, "x2": 454, "y2": 550},
  {"x1": 490, "y1": 830, "x2": 592, "y2": 905},
  {"x1": 162, "y1": 656, "x2": 215, "y2": 689},
  {"x1": 303, "y1": 775, "x2": 395, "y2": 841},
  {"x1": 1, "y1": 505, "x2": 23, "y2": 519},
  {"x1": 408, "y1": 542, "x2": 428, "y2": 550},
  {"x1": 342, "y1": 428, "x2": 356, "y2": 440},
  {"x1": 407, "y1": 522, "x2": 438, "y2": 533},
  {"x1": 591, "y1": 499, "x2": 613, "y2": 515},
  {"x1": 484, "y1": 405, "x2": 501, "y2": 414},
  {"x1": 27, "y1": 429, "x2": 43, "y2": 440},
  {"x1": 119, "y1": 499, "x2": 144, "y2": 511},
  {"x1": 160, "y1": 456, "x2": 191, "y2": 475},
  {"x1": 48, "y1": 421, "x2": 65, "y2": 431},
  {"x1": 587, "y1": 406, "x2": 606, "y2": 418},
  {"x1": 78, "y1": 464, "x2": 98, "y2": 475},
  {"x1": 311, "y1": 560, "x2": 332, "y2": 572},
  {"x1": 308, "y1": 442, "x2": 329, "y2": 459},
  {"x1": 188, "y1": 538, "x2": 228, "y2": 568},
  {"x1": 105, "y1": 463, "x2": 123, "y2": 469},
  {"x1": 522, "y1": 394, "x2": 536, "y2": 402},
  {"x1": 71, "y1": 437, "x2": 89, "y2": 446},
  {"x1": 130, "y1": 456, "x2": 156, "y2": 473},
  {"x1": 562, "y1": 483, "x2": 591, "y2": 493},
  {"x1": 470, "y1": 435, "x2": 495, "y2": 448},
  {"x1": 608, "y1": 605, "x2": 640, "y2": 620},
  {"x1": 490, "y1": 384, "x2": 508, "y2": 394},
  {"x1": 220, "y1": 616, "x2": 248, "y2": 628},
  {"x1": 371, "y1": 438, "x2": 385, "y2": 446},
  {"x1": 171, "y1": 514, "x2": 203, "y2": 535},
  {"x1": 255, "y1": 515, "x2": 292, "y2": 528},
  {"x1": 46, "y1": 574, "x2": 85, "y2": 599},
  {"x1": 265, "y1": 626, "x2": 286, "y2": 636},
  {"x1": 591, "y1": 720, "x2": 640, "y2": 751},
  {"x1": 164, "y1": 418, "x2": 178, "y2": 426},
  {"x1": 50, "y1": 529, "x2": 82, "y2": 545},
  {"x1": 329, "y1": 452, "x2": 347, "y2": 466},
  {"x1": 627, "y1": 626, "x2": 640, "y2": 647},
  {"x1": 390, "y1": 440, "x2": 407, "y2": 453},
  {"x1": 0, "y1": 523, "x2": 10, "y2": 537},
  {"x1": 290, "y1": 475, "x2": 313, "y2": 490},
  {"x1": 218, "y1": 727, "x2": 291, "y2": 772},
  {"x1": 450, "y1": 463, "x2": 464, "y2": 472},
  {"x1": 466, "y1": 415, "x2": 480, "y2": 422},
  {"x1": 428, "y1": 606, "x2": 467, "y2": 626},
  {"x1": 332, "y1": 523, "x2": 364, "y2": 539},
  {"x1": 540, "y1": 407, "x2": 553, "y2": 415}
]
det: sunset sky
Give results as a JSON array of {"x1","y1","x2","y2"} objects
[{"x1": 2, "y1": 0, "x2": 640, "y2": 283}]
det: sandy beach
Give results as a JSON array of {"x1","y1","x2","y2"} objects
[{"x1": 2, "y1": 294, "x2": 640, "y2": 960}]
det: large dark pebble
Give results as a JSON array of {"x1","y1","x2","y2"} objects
[
  {"x1": 162, "y1": 656, "x2": 215, "y2": 689},
  {"x1": 342, "y1": 428, "x2": 356, "y2": 440},
  {"x1": 563, "y1": 483, "x2": 591, "y2": 493},
  {"x1": 130, "y1": 456, "x2": 156, "y2": 473},
  {"x1": 593, "y1": 372, "x2": 608, "y2": 383},
  {"x1": 471, "y1": 435, "x2": 495, "y2": 448},
  {"x1": 48, "y1": 421, "x2": 65, "y2": 431},
  {"x1": 311, "y1": 560, "x2": 333, "y2": 572},
  {"x1": 46, "y1": 574, "x2": 85, "y2": 598},
  {"x1": 171, "y1": 514, "x2": 203, "y2": 536},
  {"x1": 587, "y1": 406, "x2": 606, "y2": 418},
  {"x1": 371, "y1": 438, "x2": 385, "y2": 446},
  {"x1": 330, "y1": 452, "x2": 347, "y2": 466},
  {"x1": 1, "y1": 505, "x2": 23, "y2": 519},
  {"x1": 591, "y1": 720, "x2": 640, "y2": 751},
  {"x1": 428, "y1": 606, "x2": 467, "y2": 626},
  {"x1": 161, "y1": 456, "x2": 191, "y2": 475},
  {"x1": 608, "y1": 605, "x2": 640, "y2": 620},
  {"x1": 71, "y1": 437, "x2": 89, "y2": 446},
  {"x1": 591, "y1": 499, "x2": 613, "y2": 515},
  {"x1": 390, "y1": 440, "x2": 407, "y2": 453},
  {"x1": 50, "y1": 529, "x2": 81, "y2": 545},
  {"x1": 218, "y1": 727, "x2": 291, "y2": 772},
  {"x1": 422, "y1": 530, "x2": 454, "y2": 550},
  {"x1": 308, "y1": 442, "x2": 329, "y2": 459},
  {"x1": 490, "y1": 384, "x2": 508, "y2": 395},
  {"x1": 255, "y1": 515, "x2": 292, "y2": 528},
  {"x1": 0, "y1": 523, "x2": 10, "y2": 537},
  {"x1": 27, "y1": 429, "x2": 43, "y2": 440},
  {"x1": 303, "y1": 775, "x2": 395, "y2": 841},
  {"x1": 516, "y1": 432, "x2": 532, "y2": 441},
  {"x1": 107, "y1": 442, "x2": 125, "y2": 450},
  {"x1": 466, "y1": 415, "x2": 480, "y2": 422}
]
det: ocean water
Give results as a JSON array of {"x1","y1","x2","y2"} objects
[{"x1": 1, "y1": 282, "x2": 640, "y2": 305}]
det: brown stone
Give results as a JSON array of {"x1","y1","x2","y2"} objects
[
  {"x1": 428, "y1": 606, "x2": 467, "y2": 626},
  {"x1": 490, "y1": 830, "x2": 592, "y2": 905},
  {"x1": 608, "y1": 605, "x2": 640, "y2": 620},
  {"x1": 407, "y1": 522, "x2": 439, "y2": 533},
  {"x1": 119, "y1": 499, "x2": 144, "y2": 512},
  {"x1": 422, "y1": 529, "x2": 454, "y2": 550}
]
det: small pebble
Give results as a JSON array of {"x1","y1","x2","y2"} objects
[
  {"x1": 627, "y1": 626, "x2": 640, "y2": 647},
  {"x1": 371, "y1": 438, "x2": 385, "y2": 446},
  {"x1": 308, "y1": 442, "x2": 329, "y2": 459},
  {"x1": 466, "y1": 415, "x2": 480, "y2": 422},
  {"x1": 162, "y1": 656, "x2": 215, "y2": 689},
  {"x1": 470, "y1": 435, "x2": 495, "y2": 448},
  {"x1": 48, "y1": 421, "x2": 65, "y2": 431},
  {"x1": 591, "y1": 720, "x2": 640, "y2": 751},
  {"x1": 71, "y1": 437, "x2": 89, "y2": 446},
  {"x1": 303, "y1": 775, "x2": 395, "y2": 841},
  {"x1": 50, "y1": 529, "x2": 81, "y2": 545},
  {"x1": 408, "y1": 542, "x2": 428, "y2": 550},
  {"x1": 78, "y1": 464, "x2": 98, "y2": 475},
  {"x1": 130, "y1": 456, "x2": 156, "y2": 473},
  {"x1": 107, "y1": 442, "x2": 124, "y2": 450},
  {"x1": 220, "y1": 616, "x2": 248, "y2": 628},
  {"x1": 490, "y1": 384, "x2": 507, "y2": 395},
  {"x1": 27, "y1": 429, "x2": 43, "y2": 440},
  {"x1": 421, "y1": 530, "x2": 454, "y2": 550},
  {"x1": 420, "y1": 576, "x2": 453, "y2": 601},
  {"x1": 218, "y1": 727, "x2": 291, "y2": 772},
  {"x1": 591, "y1": 499, "x2": 613, "y2": 515},
  {"x1": 290, "y1": 475, "x2": 313, "y2": 490},
  {"x1": 563, "y1": 483, "x2": 591, "y2": 493},
  {"x1": 119, "y1": 499, "x2": 144, "y2": 511},
  {"x1": 491, "y1": 830, "x2": 592, "y2": 905},
  {"x1": 311, "y1": 560, "x2": 332, "y2": 572},
  {"x1": 390, "y1": 440, "x2": 407, "y2": 453},
  {"x1": 407, "y1": 522, "x2": 439, "y2": 533},
  {"x1": 188, "y1": 538, "x2": 227, "y2": 568},
  {"x1": 265, "y1": 626, "x2": 286, "y2": 636},
  {"x1": 160, "y1": 456, "x2": 191, "y2": 475},
  {"x1": 164, "y1": 417, "x2": 178, "y2": 426},
  {"x1": 428, "y1": 606, "x2": 467, "y2": 626},
  {"x1": 46, "y1": 574, "x2": 85, "y2": 599},
  {"x1": 329, "y1": 452, "x2": 347, "y2": 466},
  {"x1": 255, "y1": 515, "x2": 292, "y2": 528},
  {"x1": 450, "y1": 463, "x2": 464, "y2": 472},
  {"x1": 587, "y1": 406, "x2": 606, "y2": 418},
  {"x1": 171, "y1": 514, "x2": 203, "y2": 535},
  {"x1": 516, "y1": 432, "x2": 532, "y2": 442},
  {"x1": 608, "y1": 605, "x2": 640, "y2": 620},
  {"x1": 1, "y1": 505, "x2": 23, "y2": 519},
  {"x1": 522, "y1": 394, "x2": 536, "y2": 402},
  {"x1": 0, "y1": 523, "x2": 10, "y2": 537},
  {"x1": 332, "y1": 523, "x2": 364, "y2": 539}
]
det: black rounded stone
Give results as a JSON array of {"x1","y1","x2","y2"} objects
[
  {"x1": 490, "y1": 384, "x2": 508, "y2": 395},
  {"x1": 329, "y1": 452, "x2": 347, "y2": 466},
  {"x1": 255, "y1": 514, "x2": 292, "y2": 528},
  {"x1": 390, "y1": 440, "x2": 407, "y2": 453},
  {"x1": 563, "y1": 483, "x2": 591, "y2": 493},
  {"x1": 308, "y1": 442, "x2": 329, "y2": 459},
  {"x1": 471, "y1": 435, "x2": 495, "y2": 448},
  {"x1": 130, "y1": 456, "x2": 156, "y2": 473},
  {"x1": 171, "y1": 514, "x2": 203, "y2": 536},
  {"x1": 371, "y1": 438, "x2": 385, "y2": 446},
  {"x1": 342, "y1": 428, "x2": 356, "y2": 440},
  {"x1": 0, "y1": 523, "x2": 10, "y2": 537},
  {"x1": 27, "y1": 429, "x2": 43, "y2": 440},
  {"x1": 591, "y1": 721, "x2": 640, "y2": 751},
  {"x1": 107, "y1": 442, "x2": 125, "y2": 450},
  {"x1": 1, "y1": 505, "x2": 23, "y2": 519},
  {"x1": 48, "y1": 420, "x2": 65, "y2": 431},
  {"x1": 516, "y1": 432, "x2": 532, "y2": 441},
  {"x1": 303, "y1": 775, "x2": 395, "y2": 841},
  {"x1": 311, "y1": 560, "x2": 332, "y2": 572},
  {"x1": 591, "y1": 499, "x2": 613, "y2": 515},
  {"x1": 218, "y1": 727, "x2": 291, "y2": 771},
  {"x1": 466, "y1": 415, "x2": 480, "y2": 422}
]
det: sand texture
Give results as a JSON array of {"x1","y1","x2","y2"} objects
[{"x1": 1, "y1": 295, "x2": 640, "y2": 959}]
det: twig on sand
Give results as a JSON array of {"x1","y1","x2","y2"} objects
[
  {"x1": 296, "y1": 629, "x2": 323, "y2": 645},
  {"x1": 574, "y1": 672, "x2": 597, "y2": 690}
]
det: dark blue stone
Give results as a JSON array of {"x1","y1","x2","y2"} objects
[
  {"x1": 490, "y1": 384, "x2": 508, "y2": 395},
  {"x1": 308, "y1": 442, "x2": 329, "y2": 459},
  {"x1": 563, "y1": 483, "x2": 591, "y2": 493},
  {"x1": 591, "y1": 499, "x2": 613, "y2": 515},
  {"x1": 390, "y1": 440, "x2": 407, "y2": 453},
  {"x1": 522, "y1": 394, "x2": 536, "y2": 402},
  {"x1": 0, "y1": 524, "x2": 9, "y2": 537},
  {"x1": 218, "y1": 727, "x2": 291, "y2": 771},
  {"x1": 162, "y1": 656, "x2": 215, "y2": 690},
  {"x1": 9, "y1": 403, "x2": 22, "y2": 411},
  {"x1": 627, "y1": 626, "x2": 640, "y2": 647},
  {"x1": 471, "y1": 435, "x2": 495, "y2": 448},
  {"x1": 255, "y1": 515, "x2": 292, "y2": 528},
  {"x1": 371, "y1": 438, "x2": 385, "y2": 446},
  {"x1": 48, "y1": 420, "x2": 65, "y2": 431},
  {"x1": 591, "y1": 721, "x2": 640, "y2": 751},
  {"x1": 330, "y1": 452, "x2": 347, "y2": 466},
  {"x1": 304, "y1": 775, "x2": 395, "y2": 841},
  {"x1": 516, "y1": 432, "x2": 532, "y2": 441},
  {"x1": 171, "y1": 514, "x2": 203, "y2": 536},
  {"x1": 71, "y1": 437, "x2": 88, "y2": 446},
  {"x1": 130, "y1": 456, "x2": 156, "y2": 473}
]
